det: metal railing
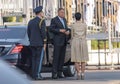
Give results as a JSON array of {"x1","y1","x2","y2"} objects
[{"x1": 78, "y1": 0, "x2": 120, "y2": 69}]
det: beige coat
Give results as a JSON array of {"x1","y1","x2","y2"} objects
[{"x1": 71, "y1": 21, "x2": 89, "y2": 62}]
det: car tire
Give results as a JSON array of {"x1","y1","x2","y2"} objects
[{"x1": 63, "y1": 65, "x2": 76, "y2": 77}]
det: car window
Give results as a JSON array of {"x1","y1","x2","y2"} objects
[{"x1": 0, "y1": 27, "x2": 26, "y2": 39}]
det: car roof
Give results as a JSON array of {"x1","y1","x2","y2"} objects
[
  {"x1": 0, "y1": 25, "x2": 30, "y2": 46},
  {"x1": 0, "y1": 25, "x2": 27, "y2": 29}
]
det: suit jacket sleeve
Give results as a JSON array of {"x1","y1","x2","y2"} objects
[
  {"x1": 40, "y1": 20, "x2": 47, "y2": 43},
  {"x1": 64, "y1": 18, "x2": 71, "y2": 32},
  {"x1": 50, "y1": 18, "x2": 60, "y2": 34}
]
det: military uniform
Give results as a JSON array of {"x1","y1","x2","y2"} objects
[{"x1": 27, "y1": 6, "x2": 46, "y2": 80}]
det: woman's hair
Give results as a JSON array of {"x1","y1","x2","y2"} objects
[{"x1": 75, "y1": 12, "x2": 81, "y2": 20}]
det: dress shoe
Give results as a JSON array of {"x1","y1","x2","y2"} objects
[
  {"x1": 34, "y1": 74, "x2": 44, "y2": 80},
  {"x1": 57, "y1": 72, "x2": 64, "y2": 78},
  {"x1": 35, "y1": 77, "x2": 43, "y2": 80},
  {"x1": 52, "y1": 73, "x2": 58, "y2": 79}
]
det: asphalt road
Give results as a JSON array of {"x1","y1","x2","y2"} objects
[{"x1": 31, "y1": 70, "x2": 120, "y2": 84}]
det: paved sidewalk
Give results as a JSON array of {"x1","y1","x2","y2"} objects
[{"x1": 32, "y1": 70, "x2": 120, "y2": 84}]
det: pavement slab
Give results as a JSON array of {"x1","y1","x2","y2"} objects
[{"x1": 32, "y1": 70, "x2": 120, "y2": 84}]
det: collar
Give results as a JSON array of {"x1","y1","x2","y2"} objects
[
  {"x1": 58, "y1": 16, "x2": 63, "y2": 20},
  {"x1": 36, "y1": 15, "x2": 43, "y2": 19}
]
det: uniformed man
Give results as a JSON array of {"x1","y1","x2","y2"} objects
[{"x1": 27, "y1": 6, "x2": 47, "y2": 80}]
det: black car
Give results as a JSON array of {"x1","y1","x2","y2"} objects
[
  {"x1": 0, "y1": 59, "x2": 31, "y2": 84},
  {"x1": 0, "y1": 26, "x2": 28, "y2": 65},
  {"x1": 0, "y1": 25, "x2": 75, "y2": 77}
]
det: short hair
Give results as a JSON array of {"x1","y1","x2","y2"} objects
[
  {"x1": 75, "y1": 12, "x2": 81, "y2": 20},
  {"x1": 58, "y1": 8, "x2": 64, "y2": 12},
  {"x1": 35, "y1": 11, "x2": 41, "y2": 15}
]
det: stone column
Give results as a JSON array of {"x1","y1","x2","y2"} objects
[
  {"x1": 65, "y1": 0, "x2": 72, "y2": 25},
  {"x1": 23, "y1": 0, "x2": 30, "y2": 24},
  {"x1": 0, "y1": 0, "x2": 3, "y2": 25}
]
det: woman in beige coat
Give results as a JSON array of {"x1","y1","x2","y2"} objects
[{"x1": 71, "y1": 13, "x2": 89, "y2": 80}]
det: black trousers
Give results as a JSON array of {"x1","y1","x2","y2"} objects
[
  {"x1": 30, "y1": 46, "x2": 43, "y2": 78},
  {"x1": 52, "y1": 45, "x2": 66, "y2": 74}
]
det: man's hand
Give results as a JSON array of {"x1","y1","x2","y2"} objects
[
  {"x1": 60, "y1": 29, "x2": 66, "y2": 33},
  {"x1": 65, "y1": 31, "x2": 70, "y2": 35},
  {"x1": 44, "y1": 44, "x2": 46, "y2": 50}
]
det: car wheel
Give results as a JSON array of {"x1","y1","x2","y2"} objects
[{"x1": 63, "y1": 65, "x2": 76, "y2": 77}]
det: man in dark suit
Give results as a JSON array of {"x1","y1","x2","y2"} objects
[
  {"x1": 50, "y1": 8, "x2": 70, "y2": 79},
  {"x1": 27, "y1": 6, "x2": 47, "y2": 80}
]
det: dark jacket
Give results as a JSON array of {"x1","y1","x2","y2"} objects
[
  {"x1": 50, "y1": 16, "x2": 70, "y2": 46},
  {"x1": 27, "y1": 17, "x2": 46, "y2": 46}
]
